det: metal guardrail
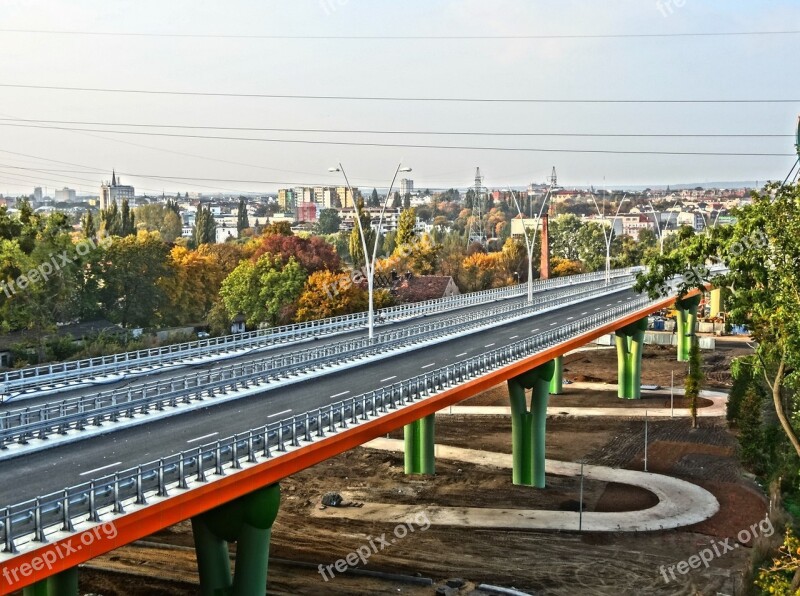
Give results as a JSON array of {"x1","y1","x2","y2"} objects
[
  {"x1": 0, "y1": 294, "x2": 653, "y2": 552},
  {"x1": 0, "y1": 279, "x2": 633, "y2": 446},
  {"x1": 0, "y1": 268, "x2": 640, "y2": 397}
]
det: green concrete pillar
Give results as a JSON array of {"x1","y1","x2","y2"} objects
[
  {"x1": 404, "y1": 414, "x2": 435, "y2": 475},
  {"x1": 675, "y1": 294, "x2": 702, "y2": 362},
  {"x1": 507, "y1": 359, "x2": 555, "y2": 488},
  {"x1": 22, "y1": 568, "x2": 78, "y2": 596},
  {"x1": 615, "y1": 318, "x2": 648, "y2": 400},
  {"x1": 191, "y1": 483, "x2": 281, "y2": 596},
  {"x1": 549, "y1": 356, "x2": 563, "y2": 395},
  {"x1": 709, "y1": 288, "x2": 723, "y2": 318}
]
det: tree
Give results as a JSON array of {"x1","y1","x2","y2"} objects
[
  {"x1": 120, "y1": 199, "x2": 135, "y2": 237},
  {"x1": 294, "y1": 270, "x2": 368, "y2": 322},
  {"x1": 81, "y1": 211, "x2": 96, "y2": 239},
  {"x1": 236, "y1": 197, "x2": 249, "y2": 232},
  {"x1": 134, "y1": 204, "x2": 182, "y2": 243},
  {"x1": 193, "y1": 204, "x2": 217, "y2": 246},
  {"x1": 250, "y1": 234, "x2": 340, "y2": 275},
  {"x1": 262, "y1": 221, "x2": 293, "y2": 237},
  {"x1": 635, "y1": 181, "x2": 800, "y2": 460},
  {"x1": 163, "y1": 246, "x2": 225, "y2": 325},
  {"x1": 316, "y1": 209, "x2": 342, "y2": 234},
  {"x1": 395, "y1": 208, "x2": 417, "y2": 250},
  {"x1": 403, "y1": 193, "x2": 411, "y2": 210},
  {"x1": 369, "y1": 188, "x2": 380, "y2": 208},
  {"x1": 98, "y1": 232, "x2": 173, "y2": 328},
  {"x1": 219, "y1": 254, "x2": 306, "y2": 327}
]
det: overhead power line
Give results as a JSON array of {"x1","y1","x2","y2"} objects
[
  {"x1": 0, "y1": 83, "x2": 795, "y2": 104},
  {"x1": 0, "y1": 121, "x2": 792, "y2": 157},
  {"x1": 1, "y1": 28, "x2": 798, "y2": 40},
  {"x1": 0, "y1": 117, "x2": 790, "y2": 138}
]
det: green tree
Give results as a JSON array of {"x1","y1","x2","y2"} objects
[
  {"x1": 120, "y1": 199, "x2": 135, "y2": 237},
  {"x1": 193, "y1": 204, "x2": 217, "y2": 247},
  {"x1": 135, "y1": 204, "x2": 182, "y2": 243},
  {"x1": 81, "y1": 211, "x2": 96, "y2": 239},
  {"x1": 220, "y1": 254, "x2": 306, "y2": 327},
  {"x1": 236, "y1": 197, "x2": 249, "y2": 232},
  {"x1": 316, "y1": 209, "x2": 342, "y2": 234},
  {"x1": 98, "y1": 232, "x2": 173, "y2": 327},
  {"x1": 636, "y1": 181, "x2": 800, "y2": 459},
  {"x1": 396, "y1": 207, "x2": 417, "y2": 250},
  {"x1": 369, "y1": 188, "x2": 380, "y2": 208}
]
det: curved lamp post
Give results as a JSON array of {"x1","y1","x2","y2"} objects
[
  {"x1": 508, "y1": 185, "x2": 553, "y2": 303},
  {"x1": 589, "y1": 192, "x2": 627, "y2": 285},
  {"x1": 328, "y1": 163, "x2": 411, "y2": 341}
]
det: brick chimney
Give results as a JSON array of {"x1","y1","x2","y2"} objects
[{"x1": 539, "y1": 214, "x2": 550, "y2": 279}]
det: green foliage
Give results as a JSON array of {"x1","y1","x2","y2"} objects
[
  {"x1": 134, "y1": 204, "x2": 182, "y2": 243},
  {"x1": 396, "y1": 207, "x2": 417, "y2": 249},
  {"x1": 754, "y1": 527, "x2": 800, "y2": 595},
  {"x1": 81, "y1": 211, "x2": 96, "y2": 239},
  {"x1": 636, "y1": 181, "x2": 800, "y2": 465},
  {"x1": 193, "y1": 204, "x2": 217, "y2": 246},
  {"x1": 97, "y1": 233, "x2": 173, "y2": 328},
  {"x1": 369, "y1": 188, "x2": 380, "y2": 208},
  {"x1": 236, "y1": 197, "x2": 249, "y2": 232},
  {"x1": 316, "y1": 209, "x2": 342, "y2": 235},
  {"x1": 220, "y1": 254, "x2": 306, "y2": 327}
]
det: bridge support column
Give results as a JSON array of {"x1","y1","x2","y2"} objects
[
  {"x1": 709, "y1": 288, "x2": 723, "y2": 318},
  {"x1": 404, "y1": 414, "x2": 435, "y2": 475},
  {"x1": 507, "y1": 359, "x2": 555, "y2": 488},
  {"x1": 22, "y1": 569, "x2": 78, "y2": 596},
  {"x1": 191, "y1": 483, "x2": 280, "y2": 596},
  {"x1": 549, "y1": 356, "x2": 563, "y2": 395},
  {"x1": 615, "y1": 318, "x2": 648, "y2": 400},
  {"x1": 675, "y1": 294, "x2": 701, "y2": 362}
]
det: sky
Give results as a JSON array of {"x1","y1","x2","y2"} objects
[{"x1": 0, "y1": 0, "x2": 798, "y2": 195}]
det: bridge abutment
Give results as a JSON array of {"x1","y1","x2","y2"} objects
[
  {"x1": 615, "y1": 317, "x2": 648, "y2": 399},
  {"x1": 191, "y1": 483, "x2": 280, "y2": 596},
  {"x1": 507, "y1": 359, "x2": 555, "y2": 488},
  {"x1": 404, "y1": 414, "x2": 435, "y2": 475},
  {"x1": 675, "y1": 294, "x2": 701, "y2": 362}
]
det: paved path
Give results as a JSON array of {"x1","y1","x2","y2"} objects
[
  {"x1": 438, "y1": 385, "x2": 728, "y2": 419},
  {"x1": 315, "y1": 439, "x2": 720, "y2": 532}
]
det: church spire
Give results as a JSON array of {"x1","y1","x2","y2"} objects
[{"x1": 111, "y1": 169, "x2": 117, "y2": 186}]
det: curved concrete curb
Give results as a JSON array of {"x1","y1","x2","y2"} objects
[
  {"x1": 315, "y1": 439, "x2": 720, "y2": 533},
  {"x1": 440, "y1": 387, "x2": 728, "y2": 419}
]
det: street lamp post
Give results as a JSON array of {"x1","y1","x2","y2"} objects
[
  {"x1": 645, "y1": 198, "x2": 678, "y2": 255},
  {"x1": 329, "y1": 162, "x2": 411, "y2": 341},
  {"x1": 589, "y1": 192, "x2": 627, "y2": 285},
  {"x1": 508, "y1": 186, "x2": 553, "y2": 303}
]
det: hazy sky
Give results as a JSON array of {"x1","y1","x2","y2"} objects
[{"x1": 0, "y1": 0, "x2": 798, "y2": 195}]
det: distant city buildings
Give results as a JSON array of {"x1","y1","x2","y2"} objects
[
  {"x1": 54, "y1": 187, "x2": 76, "y2": 203},
  {"x1": 400, "y1": 178, "x2": 414, "y2": 196},
  {"x1": 100, "y1": 170, "x2": 135, "y2": 210},
  {"x1": 33, "y1": 187, "x2": 43, "y2": 202}
]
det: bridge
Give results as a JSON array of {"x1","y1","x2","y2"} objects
[{"x1": 0, "y1": 268, "x2": 707, "y2": 595}]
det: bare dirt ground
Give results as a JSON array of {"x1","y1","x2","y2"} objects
[{"x1": 37, "y1": 338, "x2": 763, "y2": 596}]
